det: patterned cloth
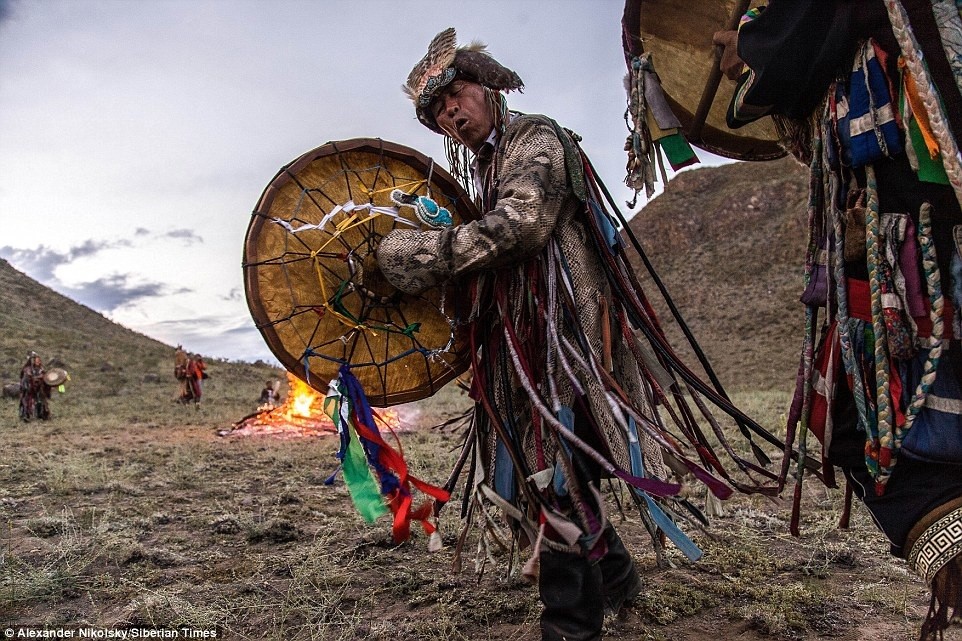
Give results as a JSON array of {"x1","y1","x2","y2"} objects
[{"x1": 909, "y1": 503, "x2": 962, "y2": 583}]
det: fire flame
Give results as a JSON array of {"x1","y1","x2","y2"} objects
[{"x1": 282, "y1": 374, "x2": 320, "y2": 420}]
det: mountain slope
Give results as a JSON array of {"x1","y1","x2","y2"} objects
[
  {"x1": 0, "y1": 258, "x2": 172, "y2": 384},
  {"x1": 625, "y1": 155, "x2": 810, "y2": 393}
]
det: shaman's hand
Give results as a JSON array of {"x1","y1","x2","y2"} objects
[{"x1": 712, "y1": 30, "x2": 745, "y2": 81}]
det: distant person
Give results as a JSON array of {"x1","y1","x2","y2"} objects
[
  {"x1": 174, "y1": 347, "x2": 208, "y2": 406},
  {"x1": 19, "y1": 351, "x2": 50, "y2": 422},
  {"x1": 259, "y1": 379, "x2": 280, "y2": 408},
  {"x1": 182, "y1": 353, "x2": 208, "y2": 405},
  {"x1": 174, "y1": 345, "x2": 189, "y2": 401}
]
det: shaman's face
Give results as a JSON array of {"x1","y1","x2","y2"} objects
[{"x1": 431, "y1": 80, "x2": 495, "y2": 153}]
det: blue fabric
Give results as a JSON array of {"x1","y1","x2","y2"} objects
[
  {"x1": 588, "y1": 200, "x2": 620, "y2": 251},
  {"x1": 552, "y1": 406, "x2": 575, "y2": 497},
  {"x1": 836, "y1": 44, "x2": 903, "y2": 168},
  {"x1": 339, "y1": 365, "x2": 401, "y2": 496},
  {"x1": 494, "y1": 403, "x2": 520, "y2": 502},
  {"x1": 900, "y1": 348, "x2": 962, "y2": 464},
  {"x1": 494, "y1": 436, "x2": 516, "y2": 502},
  {"x1": 626, "y1": 417, "x2": 702, "y2": 561}
]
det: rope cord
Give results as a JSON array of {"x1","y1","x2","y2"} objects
[
  {"x1": 866, "y1": 165, "x2": 894, "y2": 484},
  {"x1": 580, "y1": 150, "x2": 784, "y2": 459},
  {"x1": 896, "y1": 202, "x2": 945, "y2": 443},
  {"x1": 259, "y1": 151, "x2": 462, "y2": 385},
  {"x1": 582, "y1": 153, "x2": 785, "y2": 456}
]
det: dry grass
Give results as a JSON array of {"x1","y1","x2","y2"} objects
[{"x1": 0, "y1": 381, "x2": 946, "y2": 640}]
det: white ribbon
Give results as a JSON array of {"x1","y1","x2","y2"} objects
[{"x1": 271, "y1": 200, "x2": 419, "y2": 234}]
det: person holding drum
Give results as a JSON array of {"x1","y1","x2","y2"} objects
[
  {"x1": 19, "y1": 351, "x2": 51, "y2": 422},
  {"x1": 714, "y1": 3, "x2": 962, "y2": 638},
  {"x1": 376, "y1": 27, "x2": 759, "y2": 641}
]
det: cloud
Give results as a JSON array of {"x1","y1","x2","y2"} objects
[
  {"x1": 0, "y1": 241, "x2": 129, "y2": 280},
  {"x1": 70, "y1": 238, "x2": 133, "y2": 258},
  {"x1": 163, "y1": 229, "x2": 204, "y2": 244},
  {"x1": 0, "y1": 243, "x2": 187, "y2": 312},
  {"x1": 128, "y1": 227, "x2": 203, "y2": 243},
  {"x1": 61, "y1": 274, "x2": 180, "y2": 311},
  {"x1": 145, "y1": 315, "x2": 276, "y2": 364},
  {"x1": 0, "y1": 0, "x2": 15, "y2": 26}
]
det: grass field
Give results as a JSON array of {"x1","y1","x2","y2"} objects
[{"x1": 0, "y1": 377, "x2": 940, "y2": 640}]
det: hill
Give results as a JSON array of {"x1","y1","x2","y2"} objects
[
  {"x1": 626, "y1": 155, "x2": 810, "y2": 393},
  {"x1": 0, "y1": 257, "x2": 282, "y2": 422}
]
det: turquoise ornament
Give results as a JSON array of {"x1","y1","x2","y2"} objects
[{"x1": 390, "y1": 189, "x2": 453, "y2": 228}]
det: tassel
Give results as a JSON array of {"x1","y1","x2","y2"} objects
[
  {"x1": 428, "y1": 530, "x2": 444, "y2": 553},
  {"x1": 704, "y1": 489, "x2": 725, "y2": 519},
  {"x1": 324, "y1": 382, "x2": 388, "y2": 523},
  {"x1": 323, "y1": 463, "x2": 342, "y2": 486},
  {"x1": 790, "y1": 480, "x2": 803, "y2": 537},
  {"x1": 623, "y1": 53, "x2": 699, "y2": 207},
  {"x1": 326, "y1": 364, "x2": 450, "y2": 542},
  {"x1": 626, "y1": 417, "x2": 703, "y2": 561},
  {"x1": 838, "y1": 481, "x2": 853, "y2": 529},
  {"x1": 521, "y1": 523, "x2": 546, "y2": 583}
]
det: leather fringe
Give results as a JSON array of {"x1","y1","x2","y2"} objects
[{"x1": 919, "y1": 556, "x2": 962, "y2": 640}]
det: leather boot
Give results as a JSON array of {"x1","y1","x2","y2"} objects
[
  {"x1": 539, "y1": 548, "x2": 605, "y2": 641},
  {"x1": 598, "y1": 526, "x2": 642, "y2": 613}
]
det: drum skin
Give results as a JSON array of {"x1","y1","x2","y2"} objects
[{"x1": 244, "y1": 138, "x2": 480, "y2": 407}]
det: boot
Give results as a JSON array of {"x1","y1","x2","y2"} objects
[
  {"x1": 598, "y1": 526, "x2": 642, "y2": 613},
  {"x1": 539, "y1": 548, "x2": 604, "y2": 641}
]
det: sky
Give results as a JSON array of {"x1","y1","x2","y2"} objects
[{"x1": 0, "y1": 0, "x2": 726, "y2": 364}]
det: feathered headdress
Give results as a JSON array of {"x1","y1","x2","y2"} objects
[{"x1": 403, "y1": 27, "x2": 524, "y2": 133}]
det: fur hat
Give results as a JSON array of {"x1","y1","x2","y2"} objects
[{"x1": 403, "y1": 27, "x2": 524, "y2": 133}]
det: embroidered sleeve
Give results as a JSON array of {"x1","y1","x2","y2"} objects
[{"x1": 377, "y1": 116, "x2": 568, "y2": 294}]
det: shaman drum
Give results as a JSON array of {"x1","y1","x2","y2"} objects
[
  {"x1": 43, "y1": 368, "x2": 68, "y2": 387},
  {"x1": 622, "y1": 0, "x2": 785, "y2": 161},
  {"x1": 243, "y1": 138, "x2": 480, "y2": 407}
]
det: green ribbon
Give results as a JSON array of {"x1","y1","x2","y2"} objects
[{"x1": 324, "y1": 388, "x2": 388, "y2": 523}]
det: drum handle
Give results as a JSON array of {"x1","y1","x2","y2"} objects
[{"x1": 688, "y1": 0, "x2": 752, "y2": 143}]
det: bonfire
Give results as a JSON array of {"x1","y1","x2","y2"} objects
[{"x1": 222, "y1": 373, "x2": 399, "y2": 438}]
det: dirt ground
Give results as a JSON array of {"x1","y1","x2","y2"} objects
[{"x1": 0, "y1": 391, "x2": 957, "y2": 641}]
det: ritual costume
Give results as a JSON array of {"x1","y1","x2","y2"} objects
[
  {"x1": 19, "y1": 352, "x2": 50, "y2": 422},
  {"x1": 185, "y1": 354, "x2": 207, "y2": 404},
  {"x1": 174, "y1": 346, "x2": 190, "y2": 401},
  {"x1": 724, "y1": 2, "x2": 962, "y2": 637},
  {"x1": 377, "y1": 28, "x2": 777, "y2": 641}
]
